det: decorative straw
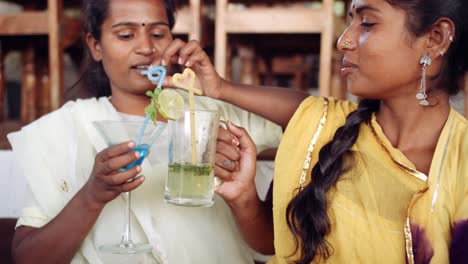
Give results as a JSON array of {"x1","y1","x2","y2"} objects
[
  {"x1": 171, "y1": 68, "x2": 203, "y2": 165},
  {"x1": 188, "y1": 90, "x2": 197, "y2": 164},
  {"x1": 137, "y1": 66, "x2": 167, "y2": 145}
]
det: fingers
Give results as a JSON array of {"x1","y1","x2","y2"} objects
[
  {"x1": 226, "y1": 122, "x2": 257, "y2": 178},
  {"x1": 177, "y1": 40, "x2": 204, "y2": 67},
  {"x1": 105, "y1": 165, "x2": 142, "y2": 186},
  {"x1": 217, "y1": 126, "x2": 240, "y2": 147},
  {"x1": 216, "y1": 126, "x2": 241, "y2": 173},
  {"x1": 215, "y1": 153, "x2": 238, "y2": 171},
  {"x1": 97, "y1": 147, "x2": 142, "y2": 175},
  {"x1": 118, "y1": 175, "x2": 145, "y2": 193},
  {"x1": 214, "y1": 164, "x2": 232, "y2": 181},
  {"x1": 159, "y1": 39, "x2": 202, "y2": 67},
  {"x1": 227, "y1": 122, "x2": 256, "y2": 155},
  {"x1": 96, "y1": 141, "x2": 135, "y2": 163},
  {"x1": 216, "y1": 141, "x2": 240, "y2": 162}
]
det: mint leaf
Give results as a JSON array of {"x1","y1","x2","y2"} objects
[{"x1": 145, "y1": 89, "x2": 163, "y2": 124}]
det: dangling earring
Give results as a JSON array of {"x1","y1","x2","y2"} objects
[{"x1": 416, "y1": 54, "x2": 432, "y2": 106}]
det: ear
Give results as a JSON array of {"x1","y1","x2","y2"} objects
[
  {"x1": 85, "y1": 33, "x2": 103, "y2": 62},
  {"x1": 424, "y1": 18, "x2": 455, "y2": 59}
]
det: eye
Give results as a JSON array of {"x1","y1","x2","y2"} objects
[
  {"x1": 361, "y1": 22, "x2": 376, "y2": 31},
  {"x1": 151, "y1": 33, "x2": 165, "y2": 39},
  {"x1": 117, "y1": 33, "x2": 134, "y2": 40}
]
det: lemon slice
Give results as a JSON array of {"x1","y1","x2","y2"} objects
[{"x1": 158, "y1": 89, "x2": 185, "y2": 120}]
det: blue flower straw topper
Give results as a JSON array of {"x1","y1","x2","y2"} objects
[{"x1": 136, "y1": 65, "x2": 167, "y2": 145}]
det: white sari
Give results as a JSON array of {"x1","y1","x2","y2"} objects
[{"x1": 8, "y1": 96, "x2": 282, "y2": 264}]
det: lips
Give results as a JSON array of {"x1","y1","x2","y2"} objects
[
  {"x1": 130, "y1": 64, "x2": 151, "y2": 70},
  {"x1": 341, "y1": 59, "x2": 358, "y2": 76},
  {"x1": 342, "y1": 59, "x2": 357, "y2": 68}
]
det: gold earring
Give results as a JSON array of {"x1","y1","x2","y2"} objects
[{"x1": 342, "y1": 39, "x2": 352, "y2": 48}]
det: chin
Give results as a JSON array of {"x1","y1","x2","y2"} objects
[
  {"x1": 133, "y1": 80, "x2": 154, "y2": 91},
  {"x1": 347, "y1": 81, "x2": 379, "y2": 99}
]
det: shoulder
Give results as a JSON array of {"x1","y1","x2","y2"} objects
[
  {"x1": 288, "y1": 96, "x2": 357, "y2": 131},
  {"x1": 31, "y1": 97, "x2": 101, "y2": 122},
  {"x1": 7, "y1": 97, "x2": 103, "y2": 142},
  {"x1": 295, "y1": 96, "x2": 357, "y2": 117}
]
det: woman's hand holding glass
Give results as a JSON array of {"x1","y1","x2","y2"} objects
[
  {"x1": 214, "y1": 122, "x2": 258, "y2": 205},
  {"x1": 82, "y1": 141, "x2": 145, "y2": 209}
]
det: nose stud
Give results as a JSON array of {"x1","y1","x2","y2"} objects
[{"x1": 342, "y1": 39, "x2": 352, "y2": 48}]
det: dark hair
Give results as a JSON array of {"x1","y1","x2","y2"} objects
[
  {"x1": 286, "y1": 0, "x2": 468, "y2": 263},
  {"x1": 80, "y1": 0, "x2": 176, "y2": 97}
]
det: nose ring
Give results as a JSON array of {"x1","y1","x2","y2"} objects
[{"x1": 342, "y1": 39, "x2": 352, "y2": 48}]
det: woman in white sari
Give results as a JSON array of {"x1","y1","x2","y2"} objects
[{"x1": 8, "y1": 0, "x2": 281, "y2": 263}]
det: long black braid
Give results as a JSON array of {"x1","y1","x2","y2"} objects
[{"x1": 286, "y1": 99, "x2": 380, "y2": 263}]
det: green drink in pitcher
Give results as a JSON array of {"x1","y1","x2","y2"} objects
[
  {"x1": 166, "y1": 163, "x2": 214, "y2": 204},
  {"x1": 164, "y1": 109, "x2": 220, "y2": 207}
]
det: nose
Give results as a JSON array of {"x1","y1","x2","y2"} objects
[
  {"x1": 135, "y1": 34, "x2": 156, "y2": 56},
  {"x1": 336, "y1": 28, "x2": 355, "y2": 52}
]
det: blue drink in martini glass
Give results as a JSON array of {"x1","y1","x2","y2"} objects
[{"x1": 93, "y1": 120, "x2": 166, "y2": 254}]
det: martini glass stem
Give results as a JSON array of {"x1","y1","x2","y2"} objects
[{"x1": 120, "y1": 192, "x2": 134, "y2": 247}]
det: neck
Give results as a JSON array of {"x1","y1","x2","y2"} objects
[
  {"x1": 110, "y1": 91, "x2": 149, "y2": 116},
  {"x1": 376, "y1": 92, "x2": 451, "y2": 151}
]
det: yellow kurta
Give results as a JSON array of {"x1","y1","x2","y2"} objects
[{"x1": 270, "y1": 96, "x2": 467, "y2": 264}]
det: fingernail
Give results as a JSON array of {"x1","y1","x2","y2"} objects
[
  {"x1": 185, "y1": 61, "x2": 191, "y2": 67},
  {"x1": 135, "y1": 151, "x2": 141, "y2": 159},
  {"x1": 136, "y1": 166, "x2": 142, "y2": 172},
  {"x1": 178, "y1": 57, "x2": 183, "y2": 65},
  {"x1": 232, "y1": 139, "x2": 240, "y2": 147},
  {"x1": 140, "y1": 176, "x2": 145, "y2": 182},
  {"x1": 161, "y1": 59, "x2": 167, "y2": 66},
  {"x1": 128, "y1": 141, "x2": 135, "y2": 148}
]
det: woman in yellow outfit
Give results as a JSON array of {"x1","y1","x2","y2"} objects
[{"x1": 163, "y1": 0, "x2": 468, "y2": 263}]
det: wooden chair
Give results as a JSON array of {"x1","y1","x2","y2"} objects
[
  {"x1": 0, "y1": 0, "x2": 64, "y2": 123},
  {"x1": 215, "y1": 0, "x2": 335, "y2": 96},
  {"x1": 0, "y1": 0, "x2": 81, "y2": 149},
  {"x1": 172, "y1": 0, "x2": 203, "y2": 43}
]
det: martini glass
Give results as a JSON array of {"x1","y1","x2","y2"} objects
[{"x1": 93, "y1": 120, "x2": 166, "y2": 254}]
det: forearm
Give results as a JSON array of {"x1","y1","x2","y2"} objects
[
  {"x1": 13, "y1": 188, "x2": 104, "y2": 264},
  {"x1": 219, "y1": 80, "x2": 309, "y2": 128},
  {"x1": 228, "y1": 184, "x2": 274, "y2": 255}
]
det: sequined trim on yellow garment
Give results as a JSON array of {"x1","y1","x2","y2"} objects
[
  {"x1": 404, "y1": 218, "x2": 415, "y2": 264},
  {"x1": 299, "y1": 97, "x2": 329, "y2": 190}
]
